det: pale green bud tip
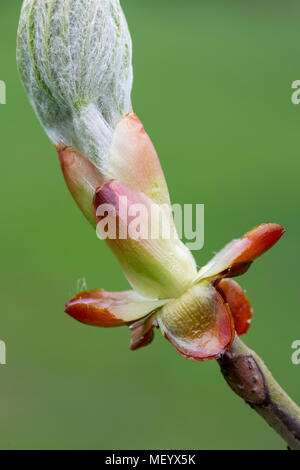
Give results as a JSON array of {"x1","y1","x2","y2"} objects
[{"x1": 17, "y1": 0, "x2": 133, "y2": 168}]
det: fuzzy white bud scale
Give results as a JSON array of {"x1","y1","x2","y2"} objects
[{"x1": 17, "y1": 0, "x2": 133, "y2": 169}]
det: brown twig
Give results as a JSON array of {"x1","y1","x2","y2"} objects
[{"x1": 218, "y1": 335, "x2": 300, "y2": 450}]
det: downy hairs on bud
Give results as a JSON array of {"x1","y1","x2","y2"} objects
[{"x1": 17, "y1": 0, "x2": 133, "y2": 169}]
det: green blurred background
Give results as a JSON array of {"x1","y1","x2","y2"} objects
[{"x1": 0, "y1": 0, "x2": 299, "y2": 450}]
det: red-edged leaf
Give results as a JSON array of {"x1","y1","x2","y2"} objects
[
  {"x1": 157, "y1": 282, "x2": 234, "y2": 361},
  {"x1": 129, "y1": 314, "x2": 158, "y2": 350},
  {"x1": 195, "y1": 223, "x2": 285, "y2": 282},
  {"x1": 217, "y1": 279, "x2": 253, "y2": 336},
  {"x1": 57, "y1": 145, "x2": 104, "y2": 226},
  {"x1": 234, "y1": 223, "x2": 285, "y2": 264},
  {"x1": 108, "y1": 113, "x2": 171, "y2": 207},
  {"x1": 92, "y1": 180, "x2": 196, "y2": 299},
  {"x1": 65, "y1": 290, "x2": 168, "y2": 327}
]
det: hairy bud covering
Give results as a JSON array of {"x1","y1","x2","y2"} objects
[{"x1": 17, "y1": 0, "x2": 133, "y2": 168}]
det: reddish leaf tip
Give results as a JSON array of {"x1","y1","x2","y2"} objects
[
  {"x1": 129, "y1": 314, "x2": 157, "y2": 351},
  {"x1": 65, "y1": 290, "x2": 125, "y2": 327},
  {"x1": 217, "y1": 279, "x2": 253, "y2": 336},
  {"x1": 239, "y1": 223, "x2": 285, "y2": 262}
]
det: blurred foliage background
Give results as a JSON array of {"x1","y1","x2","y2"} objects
[{"x1": 0, "y1": 0, "x2": 299, "y2": 450}]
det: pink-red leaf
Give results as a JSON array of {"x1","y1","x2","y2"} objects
[
  {"x1": 195, "y1": 223, "x2": 285, "y2": 282},
  {"x1": 65, "y1": 290, "x2": 168, "y2": 327},
  {"x1": 217, "y1": 279, "x2": 253, "y2": 336}
]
